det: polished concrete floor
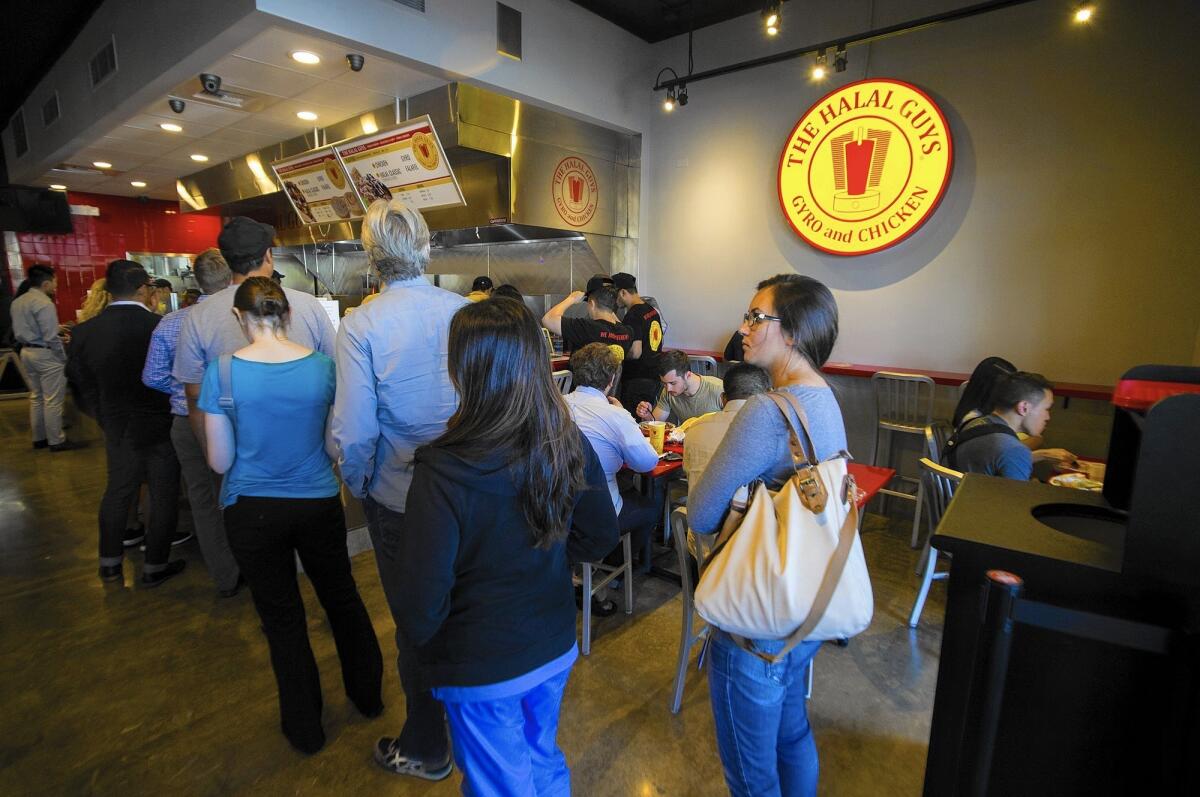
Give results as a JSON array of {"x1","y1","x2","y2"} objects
[{"x1": 0, "y1": 399, "x2": 945, "y2": 796}]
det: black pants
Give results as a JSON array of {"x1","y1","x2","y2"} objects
[
  {"x1": 363, "y1": 496, "x2": 450, "y2": 763},
  {"x1": 224, "y1": 495, "x2": 383, "y2": 751},
  {"x1": 98, "y1": 431, "x2": 179, "y2": 567},
  {"x1": 604, "y1": 481, "x2": 664, "y2": 566}
]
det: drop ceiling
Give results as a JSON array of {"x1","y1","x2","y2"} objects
[{"x1": 40, "y1": 26, "x2": 446, "y2": 201}]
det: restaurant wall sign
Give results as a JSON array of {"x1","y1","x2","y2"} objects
[
  {"x1": 777, "y1": 78, "x2": 953, "y2": 256},
  {"x1": 552, "y1": 156, "x2": 599, "y2": 227}
]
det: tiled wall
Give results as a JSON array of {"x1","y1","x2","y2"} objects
[{"x1": 9, "y1": 192, "x2": 223, "y2": 322}]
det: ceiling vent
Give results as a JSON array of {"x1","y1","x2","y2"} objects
[
  {"x1": 168, "y1": 76, "x2": 278, "y2": 115},
  {"x1": 89, "y1": 37, "x2": 118, "y2": 88},
  {"x1": 42, "y1": 93, "x2": 60, "y2": 128},
  {"x1": 393, "y1": 0, "x2": 426, "y2": 11},
  {"x1": 52, "y1": 163, "x2": 114, "y2": 176},
  {"x1": 12, "y1": 109, "x2": 28, "y2": 157},
  {"x1": 497, "y1": 3, "x2": 522, "y2": 60}
]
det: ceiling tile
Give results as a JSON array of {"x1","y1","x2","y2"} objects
[
  {"x1": 139, "y1": 97, "x2": 251, "y2": 128},
  {"x1": 95, "y1": 135, "x2": 179, "y2": 158},
  {"x1": 330, "y1": 60, "x2": 445, "y2": 99},
  {"x1": 233, "y1": 26, "x2": 355, "y2": 81},
  {"x1": 290, "y1": 82, "x2": 396, "y2": 114},
  {"x1": 205, "y1": 54, "x2": 325, "y2": 99}
]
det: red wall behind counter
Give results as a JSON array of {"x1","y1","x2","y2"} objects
[{"x1": 15, "y1": 192, "x2": 223, "y2": 323}]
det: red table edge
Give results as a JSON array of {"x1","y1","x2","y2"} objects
[{"x1": 677, "y1": 350, "x2": 1113, "y2": 402}]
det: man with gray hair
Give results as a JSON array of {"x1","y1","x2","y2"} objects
[
  {"x1": 143, "y1": 248, "x2": 241, "y2": 596},
  {"x1": 331, "y1": 198, "x2": 465, "y2": 783}
]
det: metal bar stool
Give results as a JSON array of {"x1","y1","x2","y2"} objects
[
  {"x1": 870, "y1": 371, "x2": 936, "y2": 547},
  {"x1": 687, "y1": 355, "x2": 720, "y2": 378},
  {"x1": 552, "y1": 369, "x2": 573, "y2": 395},
  {"x1": 579, "y1": 532, "x2": 633, "y2": 655},
  {"x1": 908, "y1": 458, "x2": 962, "y2": 628}
]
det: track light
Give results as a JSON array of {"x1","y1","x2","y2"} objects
[
  {"x1": 763, "y1": 2, "x2": 781, "y2": 35},
  {"x1": 677, "y1": 85, "x2": 688, "y2": 107},
  {"x1": 811, "y1": 49, "x2": 828, "y2": 81},
  {"x1": 834, "y1": 44, "x2": 848, "y2": 72},
  {"x1": 663, "y1": 88, "x2": 676, "y2": 112},
  {"x1": 1073, "y1": 3, "x2": 1095, "y2": 23}
]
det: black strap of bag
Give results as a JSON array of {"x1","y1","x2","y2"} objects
[
  {"x1": 942, "y1": 416, "x2": 1018, "y2": 470},
  {"x1": 217, "y1": 354, "x2": 237, "y2": 424}
]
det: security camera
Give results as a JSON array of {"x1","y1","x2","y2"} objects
[
  {"x1": 199, "y1": 73, "x2": 222, "y2": 94},
  {"x1": 168, "y1": 97, "x2": 186, "y2": 114},
  {"x1": 346, "y1": 53, "x2": 365, "y2": 72}
]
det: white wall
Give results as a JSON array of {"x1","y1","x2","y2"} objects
[{"x1": 640, "y1": 0, "x2": 1200, "y2": 386}]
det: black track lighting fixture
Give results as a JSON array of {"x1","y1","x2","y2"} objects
[
  {"x1": 834, "y1": 43, "x2": 848, "y2": 72},
  {"x1": 657, "y1": 67, "x2": 682, "y2": 112},
  {"x1": 763, "y1": 1, "x2": 782, "y2": 36},
  {"x1": 811, "y1": 49, "x2": 828, "y2": 80},
  {"x1": 677, "y1": 85, "x2": 688, "y2": 107}
]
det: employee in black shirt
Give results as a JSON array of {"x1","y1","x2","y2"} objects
[
  {"x1": 610, "y1": 272, "x2": 665, "y2": 410},
  {"x1": 543, "y1": 278, "x2": 633, "y2": 358}
]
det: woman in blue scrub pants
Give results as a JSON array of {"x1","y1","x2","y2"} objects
[{"x1": 395, "y1": 297, "x2": 618, "y2": 795}]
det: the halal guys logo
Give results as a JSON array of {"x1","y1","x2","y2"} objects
[
  {"x1": 777, "y1": 79, "x2": 953, "y2": 256},
  {"x1": 552, "y1": 156, "x2": 598, "y2": 227}
]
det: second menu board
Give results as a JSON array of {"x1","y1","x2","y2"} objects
[
  {"x1": 271, "y1": 149, "x2": 363, "y2": 224},
  {"x1": 334, "y1": 115, "x2": 465, "y2": 212}
]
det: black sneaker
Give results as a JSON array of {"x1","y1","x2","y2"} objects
[
  {"x1": 373, "y1": 737, "x2": 453, "y2": 781},
  {"x1": 141, "y1": 560, "x2": 186, "y2": 588},
  {"x1": 49, "y1": 440, "x2": 86, "y2": 452},
  {"x1": 123, "y1": 525, "x2": 146, "y2": 548},
  {"x1": 218, "y1": 575, "x2": 246, "y2": 599},
  {"x1": 99, "y1": 563, "x2": 123, "y2": 582},
  {"x1": 32, "y1": 439, "x2": 49, "y2": 450},
  {"x1": 139, "y1": 529, "x2": 193, "y2": 552}
]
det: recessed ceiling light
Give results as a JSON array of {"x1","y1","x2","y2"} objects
[
  {"x1": 50, "y1": 184, "x2": 67, "y2": 190},
  {"x1": 1073, "y1": 4, "x2": 1095, "y2": 23},
  {"x1": 296, "y1": 110, "x2": 318, "y2": 121},
  {"x1": 130, "y1": 180, "x2": 147, "y2": 188},
  {"x1": 291, "y1": 50, "x2": 321, "y2": 65},
  {"x1": 160, "y1": 122, "x2": 183, "y2": 132},
  {"x1": 190, "y1": 153, "x2": 209, "y2": 162},
  {"x1": 93, "y1": 161, "x2": 112, "y2": 169}
]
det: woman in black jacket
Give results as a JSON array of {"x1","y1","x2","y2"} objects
[{"x1": 395, "y1": 296, "x2": 618, "y2": 795}]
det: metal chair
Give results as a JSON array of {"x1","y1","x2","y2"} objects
[
  {"x1": 907, "y1": 458, "x2": 962, "y2": 628},
  {"x1": 870, "y1": 371, "x2": 936, "y2": 546},
  {"x1": 552, "y1": 369, "x2": 573, "y2": 395},
  {"x1": 910, "y1": 421, "x2": 954, "y2": 547},
  {"x1": 669, "y1": 508, "x2": 709, "y2": 713},
  {"x1": 579, "y1": 532, "x2": 633, "y2": 655},
  {"x1": 687, "y1": 355, "x2": 720, "y2": 378}
]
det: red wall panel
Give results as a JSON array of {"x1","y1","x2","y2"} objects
[{"x1": 15, "y1": 192, "x2": 223, "y2": 322}]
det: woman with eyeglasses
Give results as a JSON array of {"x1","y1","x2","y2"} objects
[
  {"x1": 688, "y1": 274, "x2": 849, "y2": 797},
  {"x1": 392, "y1": 297, "x2": 618, "y2": 794}
]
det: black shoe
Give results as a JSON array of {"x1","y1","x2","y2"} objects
[
  {"x1": 286, "y1": 726, "x2": 326, "y2": 756},
  {"x1": 141, "y1": 560, "x2": 186, "y2": 588},
  {"x1": 123, "y1": 525, "x2": 146, "y2": 548},
  {"x1": 49, "y1": 440, "x2": 85, "y2": 452},
  {"x1": 99, "y1": 563, "x2": 123, "y2": 582},
  {"x1": 218, "y1": 575, "x2": 246, "y2": 599},
  {"x1": 574, "y1": 585, "x2": 618, "y2": 617},
  {"x1": 354, "y1": 698, "x2": 385, "y2": 719},
  {"x1": 32, "y1": 439, "x2": 48, "y2": 450},
  {"x1": 140, "y1": 528, "x2": 193, "y2": 552}
]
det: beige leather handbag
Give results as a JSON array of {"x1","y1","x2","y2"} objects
[{"x1": 693, "y1": 391, "x2": 874, "y2": 663}]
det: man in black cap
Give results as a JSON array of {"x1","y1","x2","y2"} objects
[
  {"x1": 542, "y1": 276, "x2": 633, "y2": 359},
  {"x1": 172, "y1": 216, "x2": 335, "y2": 449},
  {"x1": 611, "y1": 272, "x2": 667, "y2": 411},
  {"x1": 562, "y1": 273, "x2": 610, "y2": 321},
  {"x1": 464, "y1": 275, "x2": 493, "y2": 303},
  {"x1": 67, "y1": 260, "x2": 186, "y2": 585}
]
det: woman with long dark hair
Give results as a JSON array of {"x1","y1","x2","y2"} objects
[
  {"x1": 199, "y1": 277, "x2": 382, "y2": 754},
  {"x1": 689, "y1": 274, "x2": 850, "y2": 797},
  {"x1": 951, "y1": 356, "x2": 1016, "y2": 428},
  {"x1": 394, "y1": 297, "x2": 618, "y2": 795}
]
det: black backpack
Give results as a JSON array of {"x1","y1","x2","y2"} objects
[{"x1": 942, "y1": 417, "x2": 1019, "y2": 470}]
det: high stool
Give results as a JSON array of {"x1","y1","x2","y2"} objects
[
  {"x1": 579, "y1": 533, "x2": 633, "y2": 655},
  {"x1": 870, "y1": 371, "x2": 936, "y2": 547}
]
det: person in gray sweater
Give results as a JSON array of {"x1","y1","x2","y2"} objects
[{"x1": 688, "y1": 274, "x2": 847, "y2": 797}]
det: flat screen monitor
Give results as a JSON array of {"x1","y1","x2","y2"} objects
[{"x1": 0, "y1": 185, "x2": 73, "y2": 234}]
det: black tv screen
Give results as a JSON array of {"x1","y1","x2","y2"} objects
[{"x1": 0, "y1": 185, "x2": 73, "y2": 234}]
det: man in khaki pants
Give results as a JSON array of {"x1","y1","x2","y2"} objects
[{"x1": 11, "y1": 265, "x2": 78, "y2": 451}]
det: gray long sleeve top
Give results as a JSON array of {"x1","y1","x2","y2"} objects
[{"x1": 688, "y1": 385, "x2": 848, "y2": 534}]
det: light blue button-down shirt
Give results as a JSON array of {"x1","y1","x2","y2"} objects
[
  {"x1": 563, "y1": 385, "x2": 660, "y2": 513},
  {"x1": 331, "y1": 276, "x2": 468, "y2": 513}
]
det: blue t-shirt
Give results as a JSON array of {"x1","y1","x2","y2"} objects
[
  {"x1": 198, "y1": 352, "x2": 339, "y2": 506},
  {"x1": 949, "y1": 415, "x2": 1033, "y2": 480}
]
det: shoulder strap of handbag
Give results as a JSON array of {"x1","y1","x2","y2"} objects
[{"x1": 217, "y1": 354, "x2": 236, "y2": 424}]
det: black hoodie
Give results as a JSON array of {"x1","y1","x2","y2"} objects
[{"x1": 396, "y1": 430, "x2": 619, "y2": 687}]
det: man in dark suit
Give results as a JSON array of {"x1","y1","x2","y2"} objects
[{"x1": 67, "y1": 260, "x2": 185, "y2": 586}]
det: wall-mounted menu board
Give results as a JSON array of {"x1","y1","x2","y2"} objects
[
  {"x1": 271, "y1": 149, "x2": 364, "y2": 225},
  {"x1": 334, "y1": 115, "x2": 465, "y2": 212}
]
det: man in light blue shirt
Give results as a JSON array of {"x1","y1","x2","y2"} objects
[
  {"x1": 562, "y1": 343, "x2": 662, "y2": 567},
  {"x1": 330, "y1": 198, "x2": 464, "y2": 784}
]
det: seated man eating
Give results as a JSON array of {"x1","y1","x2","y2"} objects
[{"x1": 635, "y1": 350, "x2": 723, "y2": 425}]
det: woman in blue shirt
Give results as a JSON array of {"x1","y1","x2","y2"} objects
[
  {"x1": 200, "y1": 277, "x2": 382, "y2": 755},
  {"x1": 395, "y1": 297, "x2": 618, "y2": 795}
]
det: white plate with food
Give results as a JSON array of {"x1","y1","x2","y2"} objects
[{"x1": 1048, "y1": 472, "x2": 1104, "y2": 491}]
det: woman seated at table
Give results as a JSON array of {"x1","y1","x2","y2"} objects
[
  {"x1": 393, "y1": 297, "x2": 618, "y2": 795},
  {"x1": 954, "y1": 355, "x2": 1076, "y2": 465},
  {"x1": 688, "y1": 274, "x2": 849, "y2": 797}
]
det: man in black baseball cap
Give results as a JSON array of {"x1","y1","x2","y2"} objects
[
  {"x1": 609, "y1": 272, "x2": 667, "y2": 410},
  {"x1": 542, "y1": 276, "x2": 633, "y2": 360},
  {"x1": 218, "y1": 216, "x2": 276, "y2": 273}
]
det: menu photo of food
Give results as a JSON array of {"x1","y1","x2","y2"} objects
[
  {"x1": 334, "y1": 115, "x2": 465, "y2": 213},
  {"x1": 270, "y1": 148, "x2": 364, "y2": 225}
]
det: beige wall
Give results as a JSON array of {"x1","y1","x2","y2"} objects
[{"x1": 640, "y1": 0, "x2": 1200, "y2": 386}]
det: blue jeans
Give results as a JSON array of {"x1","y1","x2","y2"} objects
[
  {"x1": 707, "y1": 631, "x2": 821, "y2": 797},
  {"x1": 438, "y1": 666, "x2": 573, "y2": 797}
]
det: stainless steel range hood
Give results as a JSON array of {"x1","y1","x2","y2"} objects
[{"x1": 176, "y1": 83, "x2": 640, "y2": 277}]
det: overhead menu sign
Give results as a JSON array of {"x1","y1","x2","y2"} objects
[
  {"x1": 333, "y1": 115, "x2": 465, "y2": 212},
  {"x1": 271, "y1": 148, "x2": 363, "y2": 225}
]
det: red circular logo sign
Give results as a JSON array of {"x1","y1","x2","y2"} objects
[{"x1": 552, "y1": 156, "x2": 598, "y2": 227}]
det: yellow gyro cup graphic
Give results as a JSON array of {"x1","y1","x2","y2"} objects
[{"x1": 777, "y1": 79, "x2": 953, "y2": 256}]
